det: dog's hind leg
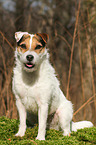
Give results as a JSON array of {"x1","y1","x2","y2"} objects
[
  {"x1": 48, "y1": 113, "x2": 60, "y2": 131},
  {"x1": 57, "y1": 100, "x2": 73, "y2": 136}
]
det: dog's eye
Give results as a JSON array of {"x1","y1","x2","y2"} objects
[
  {"x1": 35, "y1": 45, "x2": 42, "y2": 50},
  {"x1": 20, "y1": 44, "x2": 26, "y2": 49}
]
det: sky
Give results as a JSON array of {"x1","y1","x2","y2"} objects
[
  {"x1": 0, "y1": 0, "x2": 50, "y2": 13},
  {"x1": 0, "y1": 0, "x2": 15, "y2": 12}
]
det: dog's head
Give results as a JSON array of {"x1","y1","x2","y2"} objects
[{"x1": 15, "y1": 31, "x2": 49, "y2": 72}]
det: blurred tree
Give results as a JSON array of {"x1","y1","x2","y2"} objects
[{"x1": 15, "y1": 0, "x2": 30, "y2": 31}]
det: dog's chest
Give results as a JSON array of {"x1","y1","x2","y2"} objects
[{"x1": 14, "y1": 71, "x2": 44, "y2": 113}]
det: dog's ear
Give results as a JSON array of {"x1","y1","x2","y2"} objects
[
  {"x1": 36, "y1": 33, "x2": 49, "y2": 44},
  {"x1": 15, "y1": 31, "x2": 28, "y2": 42}
]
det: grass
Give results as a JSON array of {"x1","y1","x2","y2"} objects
[{"x1": 0, "y1": 116, "x2": 96, "y2": 145}]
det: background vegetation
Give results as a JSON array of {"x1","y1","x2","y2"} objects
[{"x1": 0, "y1": 0, "x2": 96, "y2": 126}]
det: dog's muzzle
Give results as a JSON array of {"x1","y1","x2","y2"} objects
[{"x1": 24, "y1": 55, "x2": 35, "y2": 69}]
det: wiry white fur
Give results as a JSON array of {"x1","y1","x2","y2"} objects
[
  {"x1": 29, "y1": 34, "x2": 34, "y2": 50},
  {"x1": 72, "y1": 121, "x2": 93, "y2": 132},
  {"x1": 12, "y1": 32, "x2": 93, "y2": 140}
]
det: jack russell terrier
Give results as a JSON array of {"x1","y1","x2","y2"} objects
[{"x1": 12, "y1": 31, "x2": 93, "y2": 140}]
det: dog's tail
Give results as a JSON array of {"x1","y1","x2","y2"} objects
[{"x1": 71, "y1": 121, "x2": 93, "y2": 132}]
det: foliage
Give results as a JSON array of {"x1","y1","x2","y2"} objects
[{"x1": 0, "y1": 116, "x2": 96, "y2": 145}]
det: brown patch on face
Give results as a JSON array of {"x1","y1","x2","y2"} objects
[
  {"x1": 17, "y1": 33, "x2": 48, "y2": 54},
  {"x1": 17, "y1": 34, "x2": 31, "y2": 53},
  {"x1": 31, "y1": 34, "x2": 46, "y2": 54},
  {"x1": 36, "y1": 33, "x2": 49, "y2": 44}
]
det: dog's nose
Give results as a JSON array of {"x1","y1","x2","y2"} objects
[{"x1": 26, "y1": 55, "x2": 34, "y2": 61}]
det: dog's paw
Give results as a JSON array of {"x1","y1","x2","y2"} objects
[
  {"x1": 15, "y1": 126, "x2": 26, "y2": 137},
  {"x1": 63, "y1": 131, "x2": 70, "y2": 136},
  {"x1": 36, "y1": 136, "x2": 45, "y2": 140},
  {"x1": 15, "y1": 132, "x2": 25, "y2": 137}
]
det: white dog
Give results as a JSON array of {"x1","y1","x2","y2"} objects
[{"x1": 12, "y1": 31, "x2": 93, "y2": 140}]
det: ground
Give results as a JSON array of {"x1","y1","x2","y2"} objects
[{"x1": 0, "y1": 116, "x2": 96, "y2": 145}]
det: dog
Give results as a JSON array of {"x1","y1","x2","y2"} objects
[{"x1": 12, "y1": 31, "x2": 93, "y2": 140}]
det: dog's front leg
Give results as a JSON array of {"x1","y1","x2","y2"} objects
[
  {"x1": 36, "y1": 104, "x2": 48, "y2": 140},
  {"x1": 15, "y1": 98, "x2": 26, "y2": 137}
]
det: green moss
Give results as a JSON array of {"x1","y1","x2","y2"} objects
[{"x1": 0, "y1": 116, "x2": 95, "y2": 145}]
